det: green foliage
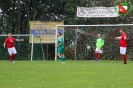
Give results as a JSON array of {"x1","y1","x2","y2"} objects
[
  {"x1": 0, "y1": 0, "x2": 132, "y2": 33},
  {"x1": 65, "y1": 46, "x2": 75, "y2": 60}
]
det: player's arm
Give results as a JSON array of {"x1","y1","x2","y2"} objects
[
  {"x1": 124, "y1": 35, "x2": 127, "y2": 40},
  {"x1": 95, "y1": 39, "x2": 98, "y2": 48},
  {"x1": 102, "y1": 39, "x2": 104, "y2": 46},
  {"x1": 57, "y1": 43, "x2": 62, "y2": 47},
  {"x1": 57, "y1": 41, "x2": 63, "y2": 47},
  {"x1": 16, "y1": 39, "x2": 24, "y2": 42},
  {"x1": 115, "y1": 37, "x2": 121, "y2": 40},
  {"x1": 3, "y1": 42, "x2": 6, "y2": 48},
  {"x1": 99, "y1": 39, "x2": 104, "y2": 49},
  {"x1": 3, "y1": 39, "x2": 7, "y2": 48},
  {"x1": 101, "y1": 39, "x2": 104, "y2": 49},
  {"x1": 57, "y1": 39, "x2": 63, "y2": 47}
]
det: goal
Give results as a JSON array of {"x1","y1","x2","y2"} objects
[
  {"x1": 0, "y1": 34, "x2": 34, "y2": 61},
  {"x1": 55, "y1": 24, "x2": 133, "y2": 61}
]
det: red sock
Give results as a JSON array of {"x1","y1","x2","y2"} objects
[
  {"x1": 12, "y1": 54, "x2": 17, "y2": 61},
  {"x1": 100, "y1": 54, "x2": 102, "y2": 60},
  {"x1": 95, "y1": 53, "x2": 98, "y2": 59},
  {"x1": 122, "y1": 55, "x2": 126, "y2": 63},
  {"x1": 10, "y1": 55, "x2": 13, "y2": 62}
]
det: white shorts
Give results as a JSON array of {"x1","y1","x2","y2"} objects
[
  {"x1": 95, "y1": 48, "x2": 103, "y2": 54},
  {"x1": 8, "y1": 47, "x2": 17, "y2": 55},
  {"x1": 120, "y1": 47, "x2": 126, "y2": 55}
]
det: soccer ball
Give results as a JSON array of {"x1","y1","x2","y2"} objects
[{"x1": 87, "y1": 46, "x2": 90, "y2": 49}]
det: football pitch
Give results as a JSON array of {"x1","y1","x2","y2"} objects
[{"x1": 0, "y1": 60, "x2": 133, "y2": 88}]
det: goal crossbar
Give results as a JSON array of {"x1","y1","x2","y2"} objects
[
  {"x1": 0, "y1": 34, "x2": 32, "y2": 36},
  {"x1": 56, "y1": 24, "x2": 133, "y2": 27}
]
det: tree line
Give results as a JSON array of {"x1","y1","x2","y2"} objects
[{"x1": 0, "y1": 0, "x2": 132, "y2": 34}]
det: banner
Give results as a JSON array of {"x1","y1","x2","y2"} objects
[
  {"x1": 29, "y1": 21, "x2": 64, "y2": 43},
  {"x1": 77, "y1": 7, "x2": 119, "y2": 18}
]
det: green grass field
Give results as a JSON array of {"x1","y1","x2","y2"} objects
[{"x1": 0, "y1": 60, "x2": 133, "y2": 88}]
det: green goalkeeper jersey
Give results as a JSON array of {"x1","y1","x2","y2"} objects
[
  {"x1": 57, "y1": 36, "x2": 64, "y2": 46},
  {"x1": 96, "y1": 38, "x2": 104, "y2": 49}
]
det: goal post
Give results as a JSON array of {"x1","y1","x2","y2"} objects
[
  {"x1": 0, "y1": 34, "x2": 34, "y2": 61},
  {"x1": 55, "y1": 24, "x2": 133, "y2": 61}
]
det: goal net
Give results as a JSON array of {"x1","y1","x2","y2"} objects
[
  {"x1": 0, "y1": 34, "x2": 34, "y2": 61},
  {"x1": 55, "y1": 24, "x2": 133, "y2": 61}
]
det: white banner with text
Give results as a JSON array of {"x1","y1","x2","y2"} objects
[{"x1": 77, "y1": 7, "x2": 119, "y2": 18}]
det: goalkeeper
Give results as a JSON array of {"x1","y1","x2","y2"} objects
[
  {"x1": 95, "y1": 34, "x2": 104, "y2": 61},
  {"x1": 57, "y1": 32, "x2": 66, "y2": 63}
]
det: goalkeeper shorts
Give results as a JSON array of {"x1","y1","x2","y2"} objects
[
  {"x1": 57, "y1": 46, "x2": 64, "y2": 54},
  {"x1": 95, "y1": 48, "x2": 103, "y2": 54}
]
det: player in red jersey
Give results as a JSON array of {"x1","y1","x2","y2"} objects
[
  {"x1": 3, "y1": 33, "x2": 24, "y2": 63},
  {"x1": 115, "y1": 29, "x2": 127, "y2": 64}
]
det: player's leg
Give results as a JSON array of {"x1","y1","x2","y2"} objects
[
  {"x1": 12, "y1": 47, "x2": 17, "y2": 62},
  {"x1": 57, "y1": 47, "x2": 64, "y2": 62},
  {"x1": 120, "y1": 47, "x2": 127, "y2": 64},
  {"x1": 7, "y1": 48, "x2": 13, "y2": 62},
  {"x1": 99, "y1": 49, "x2": 103, "y2": 60},
  {"x1": 61, "y1": 54, "x2": 65, "y2": 63},
  {"x1": 95, "y1": 48, "x2": 99, "y2": 61},
  {"x1": 61, "y1": 46, "x2": 66, "y2": 62},
  {"x1": 61, "y1": 54, "x2": 65, "y2": 62}
]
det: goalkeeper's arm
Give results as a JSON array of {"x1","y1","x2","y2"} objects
[
  {"x1": 102, "y1": 39, "x2": 104, "y2": 46},
  {"x1": 101, "y1": 39, "x2": 104, "y2": 49}
]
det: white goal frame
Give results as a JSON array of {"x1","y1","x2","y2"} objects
[
  {"x1": 0, "y1": 34, "x2": 34, "y2": 61},
  {"x1": 55, "y1": 24, "x2": 133, "y2": 61}
]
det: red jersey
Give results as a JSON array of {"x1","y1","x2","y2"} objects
[
  {"x1": 4, "y1": 37, "x2": 16, "y2": 48},
  {"x1": 120, "y1": 33, "x2": 127, "y2": 47}
]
